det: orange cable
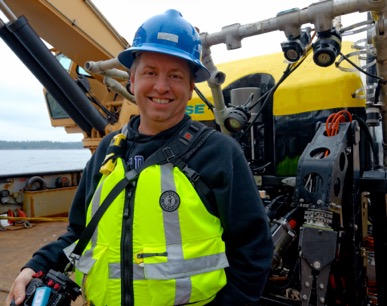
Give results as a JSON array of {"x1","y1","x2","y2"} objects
[
  {"x1": 324, "y1": 110, "x2": 353, "y2": 157},
  {"x1": 326, "y1": 110, "x2": 352, "y2": 136}
]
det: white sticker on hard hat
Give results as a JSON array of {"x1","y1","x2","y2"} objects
[{"x1": 157, "y1": 32, "x2": 179, "y2": 43}]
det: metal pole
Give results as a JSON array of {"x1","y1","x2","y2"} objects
[{"x1": 0, "y1": 0, "x2": 17, "y2": 22}]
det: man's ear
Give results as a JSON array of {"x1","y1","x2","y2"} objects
[
  {"x1": 129, "y1": 74, "x2": 135, "y2": 94},
  {"x1": 188, "y1": 82, "x2": 195, "y2": 100},
  {"x1": 125, "y1": 80, "x2": 133, "y2": 95}
]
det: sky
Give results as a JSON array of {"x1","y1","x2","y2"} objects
[{"x1": 0, "y1": 0, "x2": 367, "y2": 142}]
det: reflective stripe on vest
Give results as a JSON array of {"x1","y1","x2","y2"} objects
[
  {"x1": 75, "y1": 159, "x2": 228, "y2": 306},
  {"x1": 75, "y1": 176, "x2": 106, "y2": 276},
  {"x1": 75, "y1": 159, "x2": 126, "y2": 305}
]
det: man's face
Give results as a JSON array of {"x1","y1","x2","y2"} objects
[{"x1": 130, "y1": 51, "x2": 195, "y2": 135}]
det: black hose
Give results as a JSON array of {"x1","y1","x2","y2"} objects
[
  {"x1": 7, "y1": 17, "x2": 108, "y2": 134},
  {"x1": 0, "y1": 21, "x2": 93, "y2": 135}
]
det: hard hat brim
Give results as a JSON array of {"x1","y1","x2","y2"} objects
[{"x1": 118, "y1": 45, "x2": 210, "y2": 83}]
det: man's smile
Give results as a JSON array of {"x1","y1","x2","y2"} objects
[{"x1": 151, "y1": 97, "x2": 172, "y2": 104}]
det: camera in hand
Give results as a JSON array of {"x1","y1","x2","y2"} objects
[{"x1": 23, "y1": 269, "x2": 81, "y2": 306}]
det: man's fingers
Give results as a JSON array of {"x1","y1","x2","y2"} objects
[{"x1": 5, "y1": 268, "x2": 36, "y2": 306}]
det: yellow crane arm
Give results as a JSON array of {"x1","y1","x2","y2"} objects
[{"x1": 3, "y1": 0, "x2": 129, "y2": 68}]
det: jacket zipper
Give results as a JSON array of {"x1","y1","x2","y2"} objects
[{"x1": 122, "y1": 183, "x2": 135, "y2": 306}]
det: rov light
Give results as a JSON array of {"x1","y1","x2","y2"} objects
[
  {"x1": 0, "y1": 189, "x2": 10, "y2": 204},
  {"x1": 313, "y1": 28, "x2": 342, "y2": 67},
  {"x1": 224, "y1": 106, "x2": 251, "y2": 133},
  {"x1": 281, "y1": 28, "x2": 311, "y2": 62}
]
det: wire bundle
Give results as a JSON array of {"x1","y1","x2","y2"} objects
[{"x1": 325, "y1": 110, "x2": 353, "y2": 136}]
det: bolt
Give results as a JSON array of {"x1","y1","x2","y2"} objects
[
  {"x1": 302, "y1": 295, "x2": 308, "y2": 301},
  {"x1": 319, "y1": 283, "x2": 325, "y2": 289},
  {"x1": 313, "y1": 261, "x2": 321, "y2": 269},
  {"x1": 305, "y1": 282, "x2": 310, "y2": 288},
  {"x1": 320, "y1": 297, "x2": 325, "y2": 303}
]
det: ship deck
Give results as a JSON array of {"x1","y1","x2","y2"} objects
[{"x1": 0, "y1": 221, "x2": 83, "y2": 305}]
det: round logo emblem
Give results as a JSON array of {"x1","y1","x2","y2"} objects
[{"x1": 159, "y1": 191, "x2": 180, "y2": 212}]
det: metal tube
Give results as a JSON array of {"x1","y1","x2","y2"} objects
[
  {"x1": 7, "y1": 16, "x2": 108, "y2": 134},
  {"x1": 85, "y1": 58, "x2": 124, "y2": 74},
  {"x1": 200, "y1": 0, "x2": 387, "y2": 159},
  {"x1": 200, "y1": 43, "x2": 230, "y2": 134},
  {"x1": 201, "y1": 0, "x2": 386, "y2": 50},
  {"x1": 100, "y1": 68, "x2": 129, "y2": 80},
  {"x1": 103, "y1": 77, "x2": 134, "y2": 102},
  {"x1": 0, "y1": 0, "x2": 17, "y2": 23},
  {"x1": 372, "y1": 16, "x2": 387, "y2": 165},
  {"x1": 0, "y1": 19, "x2": 93, "y2": 135}
]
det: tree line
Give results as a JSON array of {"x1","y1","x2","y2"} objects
[{"x1": 0, "y1": 140, "x2": 84, "y2": 150}]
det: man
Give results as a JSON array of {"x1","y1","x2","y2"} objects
[{"x1": 6, "y1": 9, "x2": 273, "y2": 306}]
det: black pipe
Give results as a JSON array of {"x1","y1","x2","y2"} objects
[
  {"x1": 0, "y1": 22, "x2": 93, "y2": 135},
  {"x1": 7, "y1": 16, "x2": 108, "y2": 134}
]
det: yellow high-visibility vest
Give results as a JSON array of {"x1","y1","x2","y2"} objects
[{"x1": 75, "y1": 158, "x2": 228, "y2": 305}]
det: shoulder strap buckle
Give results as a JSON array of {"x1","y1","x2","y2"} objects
[
  {"x1": 181, "y1": 164, "x2": 200, "y2": 183},
  {"x1": 162, "y1": 147, "x2": 176, "y2": 163}
]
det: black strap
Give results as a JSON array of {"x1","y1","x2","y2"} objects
[
  {"x1": 68, "y1": 120, "x2": 213, "y2": 261},
  {"x1": 174, "y1": 127, "x2": 216, "y2": 205},
  {"x1": 70, "y1": 177, "x2": 131, "y2": 259}
]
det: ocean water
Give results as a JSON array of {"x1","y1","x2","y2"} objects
[{"x1": 0, "y1": 149, "x2": 92, "y2": 175}]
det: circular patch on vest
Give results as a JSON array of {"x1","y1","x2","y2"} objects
[{"x1": 159, "y1": 191, "x2": 180, "y2": 212}]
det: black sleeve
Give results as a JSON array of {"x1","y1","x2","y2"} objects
[
  {"x1": 23, "y1": 134, "x2": 115, "y2": 274},
  {"x1": 194, "y1": 133, "x2": 274, "y2": 305}
]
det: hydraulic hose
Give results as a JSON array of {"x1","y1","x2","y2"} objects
[
  {"x1": 0, "y1": 21, "x2": 93, "y2": 134},
  {"x1": 7, "y1": 16, "x2": 108, "y2": 134}
]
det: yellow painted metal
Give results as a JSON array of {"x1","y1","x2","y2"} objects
[
  {"x1": 3, "y1": 0, "x2": 129, "y2": 69},
  {"x1": 191, "y1": 41, "x2": 365, "y2": 121}
]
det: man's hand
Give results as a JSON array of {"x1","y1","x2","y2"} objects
[{"x1": 5, "y1": 268, "x2": 36, "y2": 306}]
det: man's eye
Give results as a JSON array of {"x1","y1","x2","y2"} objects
[{"x1": 171, "y1": 73, "x2": 183, "y2": 79}]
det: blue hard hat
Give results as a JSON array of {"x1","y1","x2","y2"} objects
[{"x1": 118, "y1": 9, "x2": 210, "y2": 83}]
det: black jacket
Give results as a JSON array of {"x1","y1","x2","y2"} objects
[{"x1": 25, "y1": 115, "x2": 274, "y2": 305}]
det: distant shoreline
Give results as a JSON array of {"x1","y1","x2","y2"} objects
[{"x1": 0, "y1": 141, "x2": 84, "y2": 150}]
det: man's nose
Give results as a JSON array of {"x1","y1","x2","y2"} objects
[{"x1": 154, "y1": 74, "x2": 170, "y2": 92}]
